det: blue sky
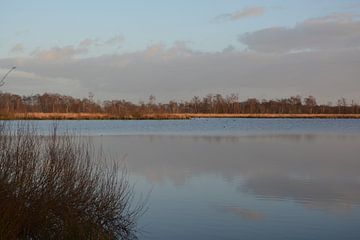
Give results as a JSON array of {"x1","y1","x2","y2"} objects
[
  {"x1": 1, "y1": 0, "x2": 360, "y2": 102},
  {"x1": 2, "y1": 0, "x2": 358, "y2": 55}
]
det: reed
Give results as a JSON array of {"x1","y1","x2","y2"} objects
[{"x1": 3, "y1": 112, "x2": 360, "y2": 120}]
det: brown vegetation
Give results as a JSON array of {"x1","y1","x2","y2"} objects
[
  {"x1": 140, "y1": 113, "x2": 360, "y2": 119},
  {"x1": 8, "y1": 112, "x2": 114, "y2": 120},
  {"x1": 0, "y1": 92, "x2": 360, "y2": 119},
  {"x1": 0, "y1": 122, "x2": 143, "y2": 239},
  {"x1": 2, "y1": 112, "x2": 360, "y2": 120}
]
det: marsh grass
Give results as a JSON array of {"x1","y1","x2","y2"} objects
[
  {"x1": 3, "y1": 112, "x2": 360, "y2": 120},
  {"x1": 0, "y1": 122, "x2": 143, "y2": 239}
]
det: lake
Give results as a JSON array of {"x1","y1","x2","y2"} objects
[{"x1": 19, "y1": 119, "x2": 360, "y2": 239}]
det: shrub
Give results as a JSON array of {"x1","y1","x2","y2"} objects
[{"x1": 0, "y1": 122, "x2": 143, "y2": 239}]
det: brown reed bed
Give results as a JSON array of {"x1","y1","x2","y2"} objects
[
  {"x1": 2, "y1": 112, "x2": 360, "y2": 120},
  {"x1": 178, "y1": 113, "x2": 360, "y2": 119}
]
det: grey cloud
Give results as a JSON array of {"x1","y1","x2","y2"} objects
[
  {"x1": 214, "y1": 6, "x2": 265, "y2": 22},
  {"x1": 240, "y1": 13, "x2": 360, "y2": 53},
  {"x1": 1, "y1": 43, "x2": 360, "y2": 102},
  {"x1": 342, "y1": 2, "x2": 360, "y2": 10},
  {"x1": 222, "y1": 45, "x2": 236, "y2": 53}
]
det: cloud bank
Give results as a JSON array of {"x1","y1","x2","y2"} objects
[
  {"x1": 1, "y1": 14, "x2": 360, "y2": 102},
  {"x1": 240, "y1": 13, "x2": 360, "y2": 53}
]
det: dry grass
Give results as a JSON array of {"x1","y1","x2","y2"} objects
[
  {"x1": 0, "y1": 122, "x2": 143, "y2": 239},
  {"x1": 10, "y1": 112, "x2": 114, "y2": 120},
  {"x1": 178, "y1": 113, "x2": 360, "y2": 119},
  {"x1": 136, "y1": 113, "x2": 360, "y2": 119},
  {"x1": 2, "y1": 112, "x2": 360, "y2": 120}
]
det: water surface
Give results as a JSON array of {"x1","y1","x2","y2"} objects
[{"x1": 20, "y1": 119, "x2": 360, "y2": 239}]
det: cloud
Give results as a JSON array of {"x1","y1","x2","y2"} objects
[
  {"x1": 214, "y1": 6, "x2": 265, "y2": 22},
  {"x1": 10, "y1": 43, "x2": 24, "y2": 53},
  {"x1": 103, "y1": 35, "x2": 124, "y2": 46},
  {"x1": 31, "y1": 46, "x2": 88, "y2": 61},
  {"x1": 30, "y1": 35, "x2": 121, "y2": 60},
  {"x1": 78, "y1": 35, "x2": 124, "y2": 48},
  {"x1": 1, "y1": 42, "x2": 360, "y2": 102},
  {"x1": 240, "y1": 13, "x2": 360, "y2": 53},
  {"x1": 79, "y1": 38, "x2": 98, "y2": 48},
  {"x1": 0, "y1": 67, "x2": 81, "y2": 96},
  {"x1": 2, "y1": 15, "x2": 360, "y2": 102},
  {"x1": 222, "y1": 45, "x2": 236, "y2": 53},
  {"x1": 341, "y1": 2, "x2": 360, "y2": 10},
  {"x1": 142, "y1": 41, "x2": 195, "y2": 59}
]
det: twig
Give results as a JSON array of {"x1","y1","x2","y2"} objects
[{"x1": 0, "y1": 66, "x2": 16, "y2": 87}]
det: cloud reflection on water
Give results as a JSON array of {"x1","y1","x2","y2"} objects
[{"x1": 95, "y1": 134, "x2": 360, "y2": 213}]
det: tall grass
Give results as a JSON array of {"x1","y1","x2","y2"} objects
[{"x1": 0, "y1": 122, "x2": 143, "y2": 239}]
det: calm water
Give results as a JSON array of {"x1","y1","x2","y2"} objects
[{"x1": 18, "y1": 119, "x2": 360, "y2": 239}]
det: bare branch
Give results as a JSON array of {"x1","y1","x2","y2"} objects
[{"x1": 0, "y1": 66, "x2": 16, "y2": 87}]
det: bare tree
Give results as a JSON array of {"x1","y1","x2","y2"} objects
[
  {"x1": 1, "y1": 90, "x2": 360, "y2": 117},
  {"x1": 0, "y1": 66, "x2": 16, "y2": 87}
]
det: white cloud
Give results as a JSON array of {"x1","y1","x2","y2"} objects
[{"x1": 214, "y1": 6, "x2": 265, "y2": 22}]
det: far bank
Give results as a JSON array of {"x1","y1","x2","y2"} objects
[{"x1": 1, "y1": 112, "x2": 360, "y2": 120}]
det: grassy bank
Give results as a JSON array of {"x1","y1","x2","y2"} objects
[{"x1": 1, "y1": 112, "x2": 360, "y2": 120}]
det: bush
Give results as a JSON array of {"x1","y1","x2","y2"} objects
[{"x1": 0, "y1": 122, "x2": 143, "y2": 239}]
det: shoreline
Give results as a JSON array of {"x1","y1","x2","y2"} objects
[{"x1": 1, "y1": 113, "x2": 360, "y2": 120}]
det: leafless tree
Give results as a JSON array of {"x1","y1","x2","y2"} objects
[
  {"x1": 0, "y1": 91, "x2": 359, "y2": 117},
  {"x1": 0, "y1": 66, "x2": 16, "y2": 87}
]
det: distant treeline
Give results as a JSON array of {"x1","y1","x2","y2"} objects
[{"x1": 0, "y1": 92, "x2": 359, "y2": 117}]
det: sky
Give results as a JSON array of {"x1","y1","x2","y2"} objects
[{"x1": 1, "y1": 0, "x2": 360, "y2": 103}]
